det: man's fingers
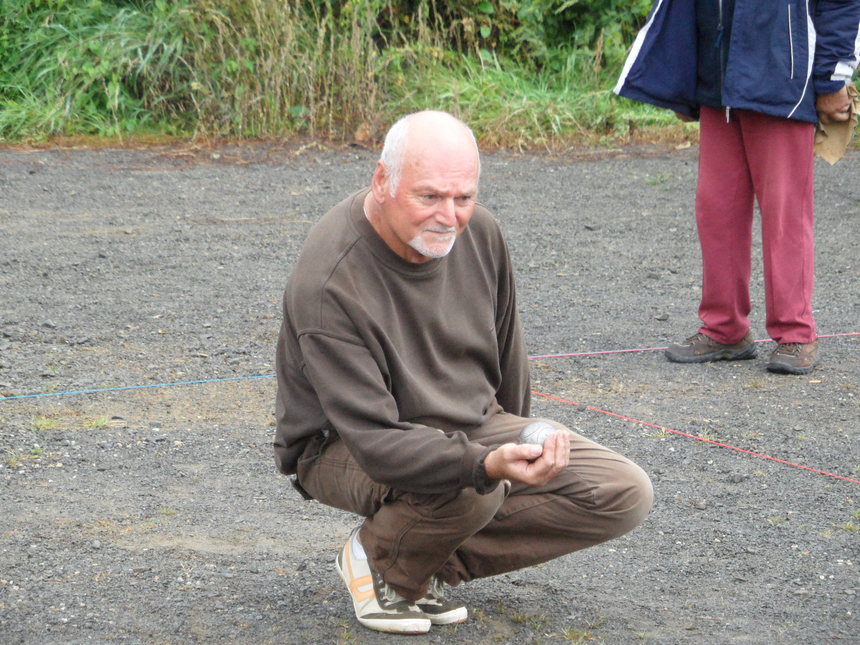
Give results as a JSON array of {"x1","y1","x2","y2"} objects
[
  {"x1": 821, "y1": 110, "x2": 851, "y2": 125},
  {"x1": 486, "y1": 430, "x2": 572, "y2": 485},
  {"x1": 535, "y1": 431, "x2": 570, "y2": 476},
  {"x1": 817, "y1": 87, "x2": 851, "y2": 124}
]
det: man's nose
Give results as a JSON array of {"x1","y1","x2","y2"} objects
[{"x1": 436, "y1": 198, "x2": 457, "y2": 226}]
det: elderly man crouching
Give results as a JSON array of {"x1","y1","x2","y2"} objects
[{"x1": 274, "y1": 110, "x2": 653, "y2": 634}]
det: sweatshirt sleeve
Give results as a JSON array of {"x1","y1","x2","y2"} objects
[
  {"x1": 493, "y1": 237, "x2": 531, "y2": 418},
  {"x1": 812, "y1": 0, "x2": 860, "y2": 95},
  {"x1": 297, "y1": 329, "x2": 496, "y2": 494}
]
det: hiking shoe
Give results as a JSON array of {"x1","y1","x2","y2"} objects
[
  {"x1": 335, "y1": 529, "x2": 431, "y2": 634},
  {"x1": 665, "y1": 331, "x2": 757, "y2": 363},
  {"x1": 766, "y1": 340, "x2": 819, "y2": 375},
  {"x1": 415, "y1": 576, "x2": 468, "y2": 625}
]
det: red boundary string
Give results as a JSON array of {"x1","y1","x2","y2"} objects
[
  {"x1": 3, "y1": 330, "x2": 855, "y2": 483},
  {"x1": 531, "y1": 390, "x2": 860, "y2": 485}
]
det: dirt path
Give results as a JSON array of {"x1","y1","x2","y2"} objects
[{"x1": 1, "y1": 143, "x2": 858, "y2": 644}]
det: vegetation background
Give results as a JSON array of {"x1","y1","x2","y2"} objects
[{"x1": 0, "y1": 0, "x2": 694, "y2": 148}]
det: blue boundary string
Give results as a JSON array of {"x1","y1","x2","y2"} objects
[
  {"x1": 3, "y1": 332, "x2": 856, "y2": 402},
  {"x1": 2, "y1": 374, "x2": 276, "y2": 401}
]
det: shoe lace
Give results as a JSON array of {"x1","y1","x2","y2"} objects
[
  {"x1": 777, "y1": 343, "x2": 802, "y2": 356},
  {"x1": 684, "y1": 332, "x2": 708, "y2": 345},
  {"x1": 380, "y1": 583, "x2": 400, "y2": 604},
  {"x1": 374, "y1": 571, "x2": 408, "y2": 605},
  {"x1": 426, "y1": 576, "x2": 446, "y2": 601}
]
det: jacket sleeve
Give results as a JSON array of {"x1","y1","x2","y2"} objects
[{"x1": 812, "y1": 0, "x2": 860, "y2": 96}]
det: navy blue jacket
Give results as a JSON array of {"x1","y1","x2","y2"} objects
[{"x1": 615, "y1": 0, "x2": 860, "y2": 123}]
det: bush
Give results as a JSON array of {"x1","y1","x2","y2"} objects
[{"x1": 0, "y1": 0, "x2": 657, "y2": 144}]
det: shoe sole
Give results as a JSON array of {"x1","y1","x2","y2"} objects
[
  {"x1": 766, "y1": 361, "x2": 816, "y2": 375},
  {"x1": 356, "y1": 615, "x2": 431, "y2": 634},
  {"x1": 418, "y1": 606, "x2": 468, "y2": 625},
  {"x1": 665, "y1": 344, "x2": 758, "y2": 363},
  {"x1": 416, "y1": 605, "x2": 469, "y2": 625},
  {"x1": 335, "y1": 551, "x2": 431, "y2": 635}
]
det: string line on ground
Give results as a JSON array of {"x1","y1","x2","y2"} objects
[{"x1": 3, "y1": 331, "x2": 856, "y2": 401}]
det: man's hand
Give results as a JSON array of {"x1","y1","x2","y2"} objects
[
  {"x1": 483, "y1": 430, "x2": 571, "y2": 487},
  {"x1": 817, "y1": 86, "x2": 852, "y2": 125}
]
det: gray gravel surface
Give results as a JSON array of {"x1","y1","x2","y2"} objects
[{"x1": 1, "y1": 142, "x2": 858, "y2": 644}]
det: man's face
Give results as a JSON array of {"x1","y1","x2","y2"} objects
[{"x1": 372, "y1": 145, "x2": 478, "y2": 263}]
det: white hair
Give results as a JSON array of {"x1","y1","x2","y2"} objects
[
  {"x1": 379, "y1": 114, "x2": 411, "y2": 197},
  {"x1": 379, "y1": 111, "x2": 481, "y2": 197}
]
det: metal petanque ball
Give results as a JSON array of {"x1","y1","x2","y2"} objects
[{"x1": 517, "y1": 420, "x2": 556, "y2": 447}]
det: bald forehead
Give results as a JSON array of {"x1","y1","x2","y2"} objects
[
  {"x1": 407, "y1": 110, "x2": 472, "y2": 137},
  {"x1": 406, "y1": 111, "x2": 474, "y2": 146},
  {"x1": 402, "y1": 113, "x2": 480, "y2": 175}
]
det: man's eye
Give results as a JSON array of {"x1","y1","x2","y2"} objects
[
  {"x1": 421, "y1": 194, "x2": 438, "y2": 203},
  {"x1": 455, "y1": 196, "x2": 474, "y2": 206}
]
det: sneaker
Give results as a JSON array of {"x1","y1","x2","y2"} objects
[
  {"x1": 335, "y1": 529, "x2": 431, "y2": 634},
  {"x1": 665, "y1": 331, "x2": 758, "y2": 363},
  {"x1": 415, "y1": 576, "x2": 468, "y2": 625},
  {"x1": 766, "y1": 340, "x2": 819, "y2": 375}
]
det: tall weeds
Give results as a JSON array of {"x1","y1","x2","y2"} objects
[
  {"x1": 0, "y1": 0, "x2": 675, "y2": 146},
  {"x1": 0, "y1": 0, "x2": 196, "y2": 139},
  {"x1": 191, "y1": 0, "x2": 385, "y2": 139}
]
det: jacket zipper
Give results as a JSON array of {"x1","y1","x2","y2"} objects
[
  {"x1": 716, "y1": 0, "x2": 725, "y2": 71},
  {"x1": 787, "y1": 4, "x2": 796, "y2": 79},
  {"x1": 718, "y1": 0, "x2": 730, "y2": 121}
]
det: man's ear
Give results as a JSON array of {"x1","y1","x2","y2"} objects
[{"x1": 370, "y1": 161, "x2": 389, "y2": 204}]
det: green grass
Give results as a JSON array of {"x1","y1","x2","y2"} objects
[
  {"x1": 382, "y1": 47, "x2": 692, "y2": 149},
  {"x1": 85, "y1": 416, "x2": 111, "y2": 429},
  {"x1": 0, "y1": 0, "x2": 689, "y2": 147},
  {"x1": 30, "y1": 415, "x2": 58, "y2": 431},
  {"x1": 4, "y1": 445, "x2": 46, "y2": 467},
  {"x1": 4, "y1": 2, "x2": 858, "y2": 148}
]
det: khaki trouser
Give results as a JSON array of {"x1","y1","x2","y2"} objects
[{"x1": 295, "y1": 411, "x2": 653, "y2": 601}]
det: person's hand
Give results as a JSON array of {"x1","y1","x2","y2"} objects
[
  {"x1": 817, "y1": 86, "x2": 852, "y2": 124},
  {"x1": 674, "y1": 111, "x2": 696, "y2": 122},
  {"x1": 483, "y1": 430, "x2": 570, "y2": 487}
]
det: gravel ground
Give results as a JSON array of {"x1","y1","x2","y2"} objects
[{"x1": 0, "y1": 141, "x2": 858, "y2": 645}]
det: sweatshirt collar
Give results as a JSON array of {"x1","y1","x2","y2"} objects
[{"x1": 349, "y1": 189, "x2": 447, "y2": 277}]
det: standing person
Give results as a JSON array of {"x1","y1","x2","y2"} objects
[
  {"x1": 615, "y1": 0, "x2": 860, "y2": 374},
  {"x1": 274, "y1": 110, "x2": 653, "y2": 635}
]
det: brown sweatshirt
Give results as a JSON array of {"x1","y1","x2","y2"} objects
[{"x1": 274, "y1": 189, "x2": 530, "y2": 494}]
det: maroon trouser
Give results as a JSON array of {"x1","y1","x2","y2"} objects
[
  {"x1": 296, "y1": 411, "x2": 653, "y2": 600},
  {"x1": 696, "y1": 106, "x2": 817, "y2": 345}
]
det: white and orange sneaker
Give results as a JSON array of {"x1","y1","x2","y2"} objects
[
  {"x1": 415, "y1": 575, "x2": 468, "y2": 625},
  {"x1": 335, "y1": 528, "x2": 431, "y2": 634}
]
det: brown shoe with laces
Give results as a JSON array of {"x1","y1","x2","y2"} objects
[
  {"x1": 665, "y1": 331, "x2": 758, "y2": 363},
  {"x1": 766, "y1": 340, "x2": 819, "y2": 375}
]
